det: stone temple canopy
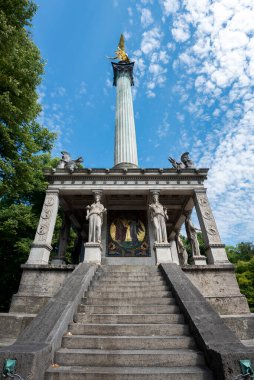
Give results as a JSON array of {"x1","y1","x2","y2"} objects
[{"x1": 1, "y1": 35, "x2": 253, "y2": 380}]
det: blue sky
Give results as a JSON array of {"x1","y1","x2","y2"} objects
[{"x1": 33, "y1": 0, "x2": 254, "y2": 246}]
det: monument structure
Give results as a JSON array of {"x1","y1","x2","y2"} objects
[{"x1": 0, "y1": 34, "x2": 253, "y2": 380}]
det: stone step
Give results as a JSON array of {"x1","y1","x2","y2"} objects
[
  {"x1": 86, "y1": 290, "x2": 171, "y2": 298},
  {"x1": 101, "y1": 266, "x2": 161, "y2": 276},
  {"x1": 101, "y1": 264, "x2": 159, "y2": 272},
  {"x1": 45, "y1": 365, "x2": 214, "y2": 380},
  {"x1": 78, "y1": 304, "x2": 179, "y2": 314},
  {"x1": 91, "y1": 284, "x2": 169, "y2": 291},
  {"x1": 99, "y1": 274, "x2": 162, "y2": 279},
  {"x1": 62, "y1": 335, "x2": 196, "y2": 350},
  {"x1": 69, "y1": 323, "x2": 189, "y2": 336},
  {"x1": 82, "y1": 297, "x2": 175, "y2": 306},
  {"x1": 74, "y1": 313, "x2": 184, "y2": 324},
  {"x1": 54, "y1": 348, "x2": 205, "y2": 367},
  {"x1": 98, "y1": 277, "x2": 166, "y2": 287}
]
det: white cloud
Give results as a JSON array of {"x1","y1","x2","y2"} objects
[
  {"x1": 172, "y1": 16, "x2": 190, "y2": 42},
  {"x1": 168, "y1": 0, "x2": 254, "y2": 243},
  {"x1": 157, "y1": 112, "x2": 170, "y2": 137},
  {"x1": 141, "y1": 27, "x2": 162, "y2": 54},
  {"x1": 140, "y1": 8, "x2": 154, "y2": 28},
  {"x1": 50, "y1": 86, "x2": 66, "y2": 98},
  {"x1": 79, "y1": 81, "x2": 87, "y2": 95},
  {"x1": 160, "y1": 0, "x2": 180, "y2": 15}
]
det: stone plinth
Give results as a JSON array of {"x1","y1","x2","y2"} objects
[
  {"x1": 193, "y1": 255, "x2": 207, "y2": 265},
  {"x1": 183, "y1": 264, "x2": 250, "y2": 315},
  {"x1": 84, "y1": 243, "x2": 102, "y2": 264},
  {"x1": 154, "y1": 243, "x2": 173, "y2": 264},
  {"x1": 10, "y1": 264, "x2": 75, "y2": 314}
]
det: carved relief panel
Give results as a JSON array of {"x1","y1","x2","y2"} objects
[
  {"x1": 35, "y1": 192, "x2": 59, "y2": 244},
  {"x1": 195, "y1": 192, "x2": 221, "y2": 245}
]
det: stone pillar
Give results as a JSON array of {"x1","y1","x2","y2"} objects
[
  {"x1": 112, "y1": 62, "x2": 138, "y2": 168},
  {"x1": 193, "y1": 190, "x2": 229, "y2": 264},
  {"x1": 26, "y1": 190, "x2": 59, "y2": 265},
  {"x1": 51, "y1": 214, "x2": 71, "y2": 264}
]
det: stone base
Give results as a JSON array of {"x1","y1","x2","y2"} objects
[
  {"x1": 26, "y1": 243, "x2": 52, "y2": 265},
  {"x1": 10, "y1": 264, "x2": 75, "y2": 313},
  {"x1": 50, "y1": 257, "x2": 65, "y2": 264},
  {"x1": 84, "y1": 243, "x2": 102, "y2": 264},
  {"x1": 221, "y1": 314, "x2": 254, "y2": 340},
  {"x1": 0, "y1": 313, "x2": 35, "y2": 347},
  {"x1": 206, "y1": 246, "x2": 229, "y2": 264},
  {"x1": 183, "y1": 264, "x2": 250, "y2": 315},
  {"x1": 154, "y1": 243, "x2": 174, "y2": 264},
  {"x1": 193, "y1": 255, "x2": 207, "y2": 265}
]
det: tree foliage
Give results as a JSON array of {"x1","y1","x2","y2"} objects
[
  {"x1": 0, "y1": 0, "x2": 55, "y2": 203},
  {"x1": 226, "y1": 242, "x2": 254, "y2": 312},
  {"x1": 0, "y1": 0, "x2": 56, "y2": 311}
]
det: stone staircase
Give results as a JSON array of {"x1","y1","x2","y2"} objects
[{"x1": 45, "y1": 265, "x2": 213, "y2": 379}]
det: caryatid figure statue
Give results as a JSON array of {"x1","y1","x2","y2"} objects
[
  {"x1": 185, "y1": 212, "x2": 201, "y2": 256},
  {"x1": 86, "y1": 192, "x2": 106, "y2": 243},
  {"x1": 149, "y1": 192, "x2": 168, "y2": 243},
  {"x1": 175, "y1": 230, "x2": 188, "y2": 265}
]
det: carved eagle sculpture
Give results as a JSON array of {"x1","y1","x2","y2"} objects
[{"x1": 107, "y1": 34, "x2": 130, "y2": 63}]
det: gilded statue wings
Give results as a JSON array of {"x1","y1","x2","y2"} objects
[
  {"x1": 107, "y1": 34, "x2": 130, "y2": 63},
  {"x1": 118, "y1": 34, "x2": 125, "y2": 51}
]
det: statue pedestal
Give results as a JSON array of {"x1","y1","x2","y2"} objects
[
  {"x1": 84, "y1": 243, "x2": 102, "y2": 264},
  {"x1": 154, "y1": 243, "x2": 175, "y2": 264},
  {"x1": 193, "y1": 255, "x2": 207, "y2": 266}
]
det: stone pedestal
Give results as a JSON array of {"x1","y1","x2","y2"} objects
[
  {"x1": 192, "y1": 255, "x2": 207, "y2": 265},
  {"x1": 84, "y1": 243, "x2": 102, "y2": 264},
  {"x1": 154, "y1": 243, "x2": 174, "y2": 264}
]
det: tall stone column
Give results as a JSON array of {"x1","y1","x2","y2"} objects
[
  {"x1": 112, "y1": 62, "x2": 138, "y2": 168},
  {"x1": 193, "y1": 190, "x2": 229, "y2": 264},
  {"x1": 26, "y1": 190, "x2": 59, "y2": 265}
]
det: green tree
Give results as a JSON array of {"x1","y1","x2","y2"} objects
[
  {"x1": 0, "y1": 0, "x2": 55, "y2": 203},
  {"x1": 226, "y1": 242, "x2": 254, "y2": 312},
  {"x1": 0, "y1": 0, "x2": 56, "y2": 310}
]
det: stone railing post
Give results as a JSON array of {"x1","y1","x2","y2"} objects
[
  {"x1": 193, "y1": 190, "x2": 229, "y2": 264},
  {"x1": 26, "y1": 190, "x2": 59, "y2": 265}
]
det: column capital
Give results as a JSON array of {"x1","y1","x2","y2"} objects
[
  {"x1": 149, "y1": 189, "x2": 160, "y2": 197},
  {"x1": 112, "y1": 61, "x2": 134, "y2": 86}
]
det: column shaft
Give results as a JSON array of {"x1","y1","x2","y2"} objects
[{"x1": 113, "y1": 63, "x2": 138, "y2": 168}]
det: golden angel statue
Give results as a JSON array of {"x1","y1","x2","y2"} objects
[{"x1": 107, "y1": 34, "x2": 130, "y2": 63}]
